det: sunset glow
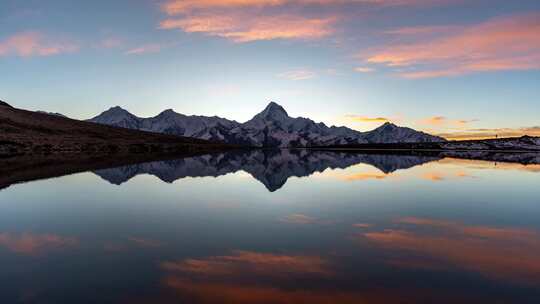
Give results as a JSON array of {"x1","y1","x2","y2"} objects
[{"x1": 2, "y1": 0, "x2": 539, "y2": 138}]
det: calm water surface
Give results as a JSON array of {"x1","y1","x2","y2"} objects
[{"x1": 0, "y1": 150, "x2": 539, "y2": 303}]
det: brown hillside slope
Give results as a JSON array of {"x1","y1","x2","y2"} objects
[{"x1": 0, "y1": 102, "x2": 232, "y2": 156}]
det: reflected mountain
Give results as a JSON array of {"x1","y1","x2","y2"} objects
[{"x1": 93, "y1": 150, "x2": 441, "y2": 192}]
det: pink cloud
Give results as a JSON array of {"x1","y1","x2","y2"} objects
[
  {"x1": 125, "y1": 44, "x2": 162, "y2": 55},
  {"x1": 161, "y1": 250, "x2": 333, "y2": 278},
  {"x1": 0, "y1": 232, "x2": 78, "y2": 256},
  {"x1": 363, "y1": 13, "x2": 540, "y2": 78},
  {"x1": 161, "y1": 0, "x2": 455, "y2": 15},
  {"x1": 158, "y1": 0, "x2": 466, "y2": 44},
  {"x1": 160, "y1": 14, "x2": 336, "y2": 43},
  {"x1": 364, "y1": 217, "x2": 540, "y2": 285},
  {"x1": 0, "y1": 31, "x2": 78, "y2": 57}
]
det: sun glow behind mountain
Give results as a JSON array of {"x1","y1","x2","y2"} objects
[{"x1": 1, "y1": 1, "x2": 539, "y2": 139}]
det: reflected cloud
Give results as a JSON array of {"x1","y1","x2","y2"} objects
[
  {"x1": 279, "y1": 213, "x2": 334, "y2": 225},
  {"x1": 280, "y1": 214, "x2": 318, "y2": 225},
  {"x1": 0, "y1": 232, "x2": 78, "y2": 256},
  {"x1": 342, "y1": 172, "x2": 390, "y2": 181},
  {"x1": 159, "y1": 248, "x2": 486, "y2": 303},
  {"x1": 162, "y1": 278, "x2": 408, "y2": 304},
  {"x1": 127, "y1": 237, "x2": 163, "y2": 248},
  {"x1": 420, "y1": 170, "x2": 476, "y2": 181},
  {"x1": 437, "y1": 155, "x2": 540, "y2": 172},
  {"x1": 161, "y1": 250, "x2": 333, "y2": 278},
  {"x1": 352, "y1": 223, "x2": 372, "y2": 228},
  {"x1": 363, "y1": 217, "x2": 540, "y2": 285}
]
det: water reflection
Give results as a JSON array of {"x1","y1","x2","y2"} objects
[
  {"x1": 0, "y1": 232, "x2": 78, "y2": 256},
  {"x1": 363, "y1": 217, "x2": 540, "y2": 286},
  {"x1": 0, "y1": 150, "x2": 539, "y2": 303},
  {"x1": 93, "y1": 150, "x2": 442, "y2": 191}
]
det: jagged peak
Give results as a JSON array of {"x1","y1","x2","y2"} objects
[
  {"x1": 252, "y1": 101, "x2": 289, "y2": 121},
  {"x1": 105, "y1": 106, "x2": 130, "y2": 113},
  {"x1": 377, "y1": 122, "x2": 399, "y2": 129},
  {"x1": 90, "y1": 106, "x2": 137, "y2": 121},
  {"x1": 159, "y1": 109, "x2": 177, "y2": 115}
]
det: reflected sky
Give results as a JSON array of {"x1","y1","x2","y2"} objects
[{"x1": 0, "y1": 151, "x2": 539, "y2": 303}]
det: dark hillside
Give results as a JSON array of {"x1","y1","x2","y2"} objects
[{"x1": 0, "y1": 103, "x2": 233, "y2": 156}]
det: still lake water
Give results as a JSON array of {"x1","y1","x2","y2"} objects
[{"x1": 0, "y1": 150, "x2": 539, "y2": 303}]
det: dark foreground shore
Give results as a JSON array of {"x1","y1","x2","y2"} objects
[{"x1": 0, "y1": 103, "x2": 233, "y2": 157}]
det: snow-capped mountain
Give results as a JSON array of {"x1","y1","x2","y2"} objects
[
  {"x1": 363, "y1": 122, "x2": 444, "y2": 143},
  {"x1": 89, "y1": 101, "x2": 446, "y2": 147}
]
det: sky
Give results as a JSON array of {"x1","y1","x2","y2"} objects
[{"x1": 1, "y1": 0, "x2": 539, "y2": 139}]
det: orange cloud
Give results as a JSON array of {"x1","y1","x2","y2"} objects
[
  {"x1": 158, "y1": 0, "x2": 464, "y2": 44},
  {"x1": 161, "y1": 250, "x2": 333, "y2": 278},
  {"x1": 438, "y1": 157, "x2": 540, "y2": 173},
  {"x1": 345, "y1": 115, "x2": 390, "y2": 123},
  {"x1": 343, "y1": 172, "x2": 389, "y2": 181},
  {"x1": 436, "y1": 126, "x2": 540, "y2": 140},
  {"x1": 421, "y1": 172, "x2": 445, "y2": 181},
  {"x1": 364, "y1": 217, "x2": 540, "y2": 285},
  {"x1": 162, "y1": 277, "x2": 442, "y2": 304},
  {"x1": 419, "y1": 116, "x2": 446, "y2": 125},
  {"x1": 160, "y1": 14, "x2": 336, "y2": 42},
  {"x1": 0, "y1": 31, "x2": 78, "y2": 57},
  {"x1": 420, "y1": 170, "x2": 476, "y2": 181},
  {"x1": 352, "y1": 223, "x2": 372, "y2": 228},
  {"x1": 161, "y1": 0, "x2": 456, "y2": 15},
  {"x1": 417, "y1": 117, "x2": 479, "y2": 133},
  {"x1": 0, "y1": 232, "x2": 78, "y2": 255},
  {"x1": 364, "y1": 13, "x2": 540, "y2": 77}
]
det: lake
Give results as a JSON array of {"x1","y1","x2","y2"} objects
[{"x1": 0, "y1": 150, "x2": 539, "y2": 303}]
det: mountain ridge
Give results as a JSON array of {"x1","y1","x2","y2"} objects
[
  {"x1": 89, "y1": 101, "x2": 446, "y2": 147},
  {"x1": 0, "y1": 103, "x2": 231, "y2": 157}
]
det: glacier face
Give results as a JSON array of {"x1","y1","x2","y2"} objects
[{"x1": 88, "y1": 101, "x2": 446, "y2": 147}]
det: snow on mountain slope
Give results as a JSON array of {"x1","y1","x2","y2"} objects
[
  {"x1": 362, "y1": 122, "x2": 445, "y2": 143},
  {"x1": 89, "y1": 106, "x2": 142, "y2": 129},
  {"x1": 89, "y1": 101, "x2": 446, "y2": 147}
]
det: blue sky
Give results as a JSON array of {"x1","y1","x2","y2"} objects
[{"x1": 1, "y1": 0, "x2": 539, "y2": 139}]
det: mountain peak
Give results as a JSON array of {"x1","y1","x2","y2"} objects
[
  {"x1": 377, "y1": 122, "x2": 399, "y2": 130},
  {"x1": 106, "y1": 106, "x2": 130, "y2": 114},
  {"x1": 255, "y1": 101, "x2": 289, "y2": 120},
  {"x1": 89, "y1": 106, "x2": 139, "y2": 126},
  {"x1": 158, "y1": 109, "x2": 177, "y2": 116}
]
